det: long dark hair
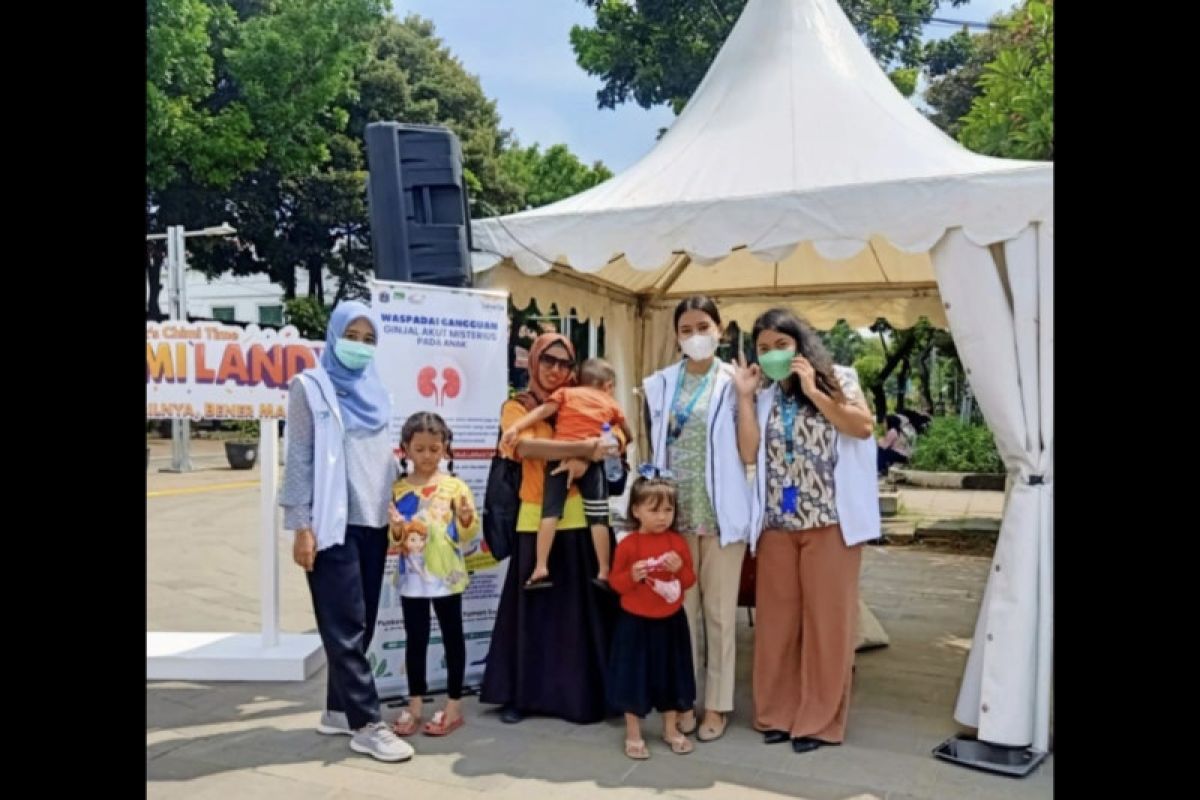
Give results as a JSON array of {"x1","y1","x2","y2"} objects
[
  {"x1": 399, "y1": 411, "x2": 455, "y2": 476},
  {"x1": 673, "y1": 295, "x2": 722, "y2": 331},
  {"x1": 750, "y1": 308, "x2": 840, "y2": 409}
]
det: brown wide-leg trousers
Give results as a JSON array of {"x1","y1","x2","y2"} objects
[{"x1": 752, "y1": 525, "x2": 863, "y2": 743}]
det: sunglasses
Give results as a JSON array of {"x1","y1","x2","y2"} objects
[{"x1": 539, "y1": 353, "x2": 575, "y2": 371}]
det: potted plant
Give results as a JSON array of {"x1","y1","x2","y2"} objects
[{"x1": 224, "y1": 420, "x2": 260, "y2": 470}]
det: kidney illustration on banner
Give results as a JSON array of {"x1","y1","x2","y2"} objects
[{"x1": 415, "y1": 358, "x2": 466, "y2": 408}]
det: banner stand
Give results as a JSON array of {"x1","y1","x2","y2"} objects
[{"x1": 147, "y1": 423, "x2": 324, "y2": 681}]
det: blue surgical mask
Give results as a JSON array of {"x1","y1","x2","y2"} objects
[{"x1": 334, "y1": 338, "x2": 376, "y2": 370}]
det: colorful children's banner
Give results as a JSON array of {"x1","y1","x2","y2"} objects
[{"x1": 145, "y1": 321, "x2": 321, "y2": 420}]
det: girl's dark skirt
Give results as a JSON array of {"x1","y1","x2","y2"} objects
[{"x1": 607, "y1": 607, "x2": 696, "y2": 718}]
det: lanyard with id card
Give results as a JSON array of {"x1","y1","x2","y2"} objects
[
  {"x1": 667, "y1": 360, "x2": 718, "y2": 445},
  {"x1": 779, "y1": 393, "x2": 800, "y2": 515}
]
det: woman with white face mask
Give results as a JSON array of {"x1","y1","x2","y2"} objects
[{"x1": 640, "y1": 296, "x2": 753, "y2": 743}]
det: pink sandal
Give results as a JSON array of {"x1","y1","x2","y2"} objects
[
  {"x1": 391, "y1": 710, "x2": 421, "y2": 737},
  {"x1": 422, "y1": 710, "x2": 465, "y2": 736}
]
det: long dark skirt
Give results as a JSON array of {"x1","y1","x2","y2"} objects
[
  {"x1": 607, "y1": 608, "x2": 696, "y2": 718},
  {"x1": 480, "y1": 525, "x2": 617, "y2": 723}
]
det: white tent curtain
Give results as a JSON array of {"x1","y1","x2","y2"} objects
[{"x1": 930, "y1": 226, "x2": 1053, "y2": 750}]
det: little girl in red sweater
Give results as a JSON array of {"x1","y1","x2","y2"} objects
[{"x1": 607, "y1": 472, "x2": 697, "y2": 760}]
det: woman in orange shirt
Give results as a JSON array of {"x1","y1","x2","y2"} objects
[{"x1": 480, "y1": 333, "x2": 620, "y2": 724}]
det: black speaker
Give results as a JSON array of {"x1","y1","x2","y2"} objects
[{"x1": 365, "y1": 122, "x2": 473, "y2": 288}]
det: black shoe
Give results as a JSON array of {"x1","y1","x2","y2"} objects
[
  {"x1": 499, "y1": 706, "x2": 524, "y2": 724},
  {"x1": 791, "y1": 736, "x2": 830, "y2": 754},
  {"x1": 762, "y1": 729, "x2": 790, "y2": 745}
]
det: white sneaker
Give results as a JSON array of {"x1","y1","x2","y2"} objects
[
  {"x1": 317, "y1": 710, "x2": 352, "y2": 736},
  {"x1": 350, "y1": 721, "x2": 415, "y2": 762}
]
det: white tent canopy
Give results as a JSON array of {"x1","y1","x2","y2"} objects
[
  {"x1": 473, "y1": 0, "x2": 1050, "y2": 270},
  {"x1": 474, "y1": 0, "x2": 1052, "y2": 754}
]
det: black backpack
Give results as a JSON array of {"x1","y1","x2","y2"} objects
[{"x1": 481, "y1": 392, "x2": 538, "y2": 562}]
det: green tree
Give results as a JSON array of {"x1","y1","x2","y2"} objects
[
  {"x1": 149, "y1": 8, "x2": 616, "y2": 317},
  {"x1": 284, "y1": 296, "x2": 332, "y2": 340},
  {"x1": 270, "y1": 14, "x2": 525, "y2": 303},
  {"x1": 854, "y1": 320, "x2": 968, "y2": 419},
  {"x1": 957, "y1": 0, "x2": 1053, "y2": 159},
  {"x1": 923, "y1": 27, "x2": 1002, "y2": 139},
  {"x1": 569, "y1": 0, "x2": 972, "y2": 113},
  {"x1": 854, "y1": 336, "x2": 895, "y2": 417},
  {"x1": 818, "y1": 320, "x2": 867, "y2": 366},
  {"x1": 147, "y1": 0, "x2": 388, "y2": 316},
  {"x1": 861, "y1": 319, "x2": 948, "y2": 421},
  {"x1": 853, "y1": 349, "x2": 885, "y2": 405},
  {"x1": 351, "y1": 15, "x2": 525, "y2": 216},
  {"x1": 499, "y1": 142, "x2": 613, "y2": 210},
  {"x1": 888, "y1": 66, "x2": 920, "y2": 98},
  {"x1": 287, "y1": 16, "x2": 607, "y2": 299},
  {"x1": 923, "y1": 0, "x2": 1052, "y2": 159},
  {"x1": 146, "y1": 0, "x2": 260, "y2": 191},
  {"x1": 147, "y1": 0, "x2": 384, "y2": 192}
]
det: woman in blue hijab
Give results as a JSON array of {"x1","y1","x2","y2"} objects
[{"x1": 279, "y1": 300, "x2": 412, "y2": 764}]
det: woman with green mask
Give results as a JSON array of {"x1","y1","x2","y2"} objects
[{"x1": 732, "y1": 308, "x2": 879, "y2": 755}]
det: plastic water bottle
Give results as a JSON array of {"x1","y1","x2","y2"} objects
[{"x1": 601, "y1": 423, "x2": 624, "y2": 483}]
